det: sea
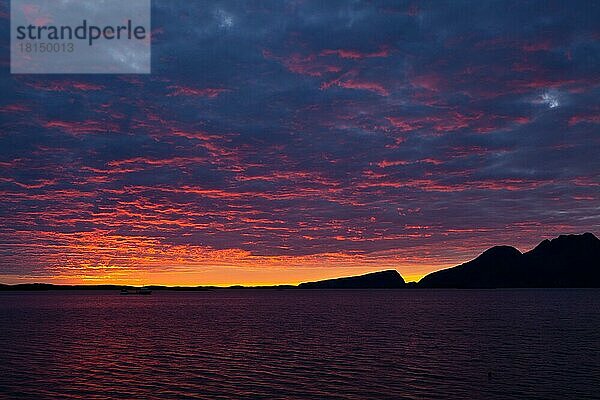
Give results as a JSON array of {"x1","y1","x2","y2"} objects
[{"x1": 0, "y1": 289, "x2": 598, "y2": 399}]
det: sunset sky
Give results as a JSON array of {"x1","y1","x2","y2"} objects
[{"x1": 0, "y1": 1, "x2": 599, "y2": 286}]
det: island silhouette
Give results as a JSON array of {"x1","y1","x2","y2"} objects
[
  {"x1": 299, "y1": 270, "x2": 405, "y2": 289},
  {"x1": 1, "y1": 233, "x2": 598, "y2": 290}
]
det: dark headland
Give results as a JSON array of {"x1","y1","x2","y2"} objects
[
  {"x1": 1, "y1": 233, "x2": 598, "y2": 290},
  {"x1": 299, "y1": 270, "x2": 405, "y2": 289},
  {"x1": 418, "y1": 232, "x2": 600, "y2": 288}
]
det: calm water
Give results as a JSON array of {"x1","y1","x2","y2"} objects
[{"x1": 0, "y1": 289, "x2": 598, "y2": 399}]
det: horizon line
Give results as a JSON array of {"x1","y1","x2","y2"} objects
[{"x1": 1, "y1": 232, "x2": 596, "y2": 287}]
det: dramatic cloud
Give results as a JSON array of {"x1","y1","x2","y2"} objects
[{"x1": 0, "y1": 0, "x2": 599, "y2": 285}]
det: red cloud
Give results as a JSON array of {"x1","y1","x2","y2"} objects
[
  {"x1": 569, "y1": 114, "x2": 600, "y2": 126},
  {"x1": 328, "y1": 80, "x2": 389, "y2": 96},
  {"x1": 166, "y1": 86, "x2": 229, "y2": 97},
  {"x1": 376, "y1": 160, "x2": 410, "y2": 168},
  {"x1": 387, "y1": 111, "x2": 524, "y2": 135},
  {"x1": 262, "y1": 49, "x2": 341, "y2": 77},
  {"x1": 386, "y1": 117, "x2": 424, "y2": 132},
  {"x1": 320, "y1": 47, "x2": 389, "y2": 59},
  {"x1": 410, "y1": 74, "x2": 444, "y2": 92},
  {"x1": 22, "y1": 80, "x2": 104, "y2": 92},
  {"x1": 44, "y1": 120, "x2": 119, "y2": 136},
  {"x1": 521, "y1": 40, "x2": 554, "y2": 52},
  {"x1": 321, "y1": 73, "x2": 389, "y2": 96},
  {"x1": 0, "y1": 104, "x2": 30, "y2": 113},
  {"x1": 0, "y1": 177, "x2": 56, "y2": 189}
]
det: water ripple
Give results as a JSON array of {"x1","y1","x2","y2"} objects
[{"x1": 1, "y1": 289, "x2": 599, "y2": 399}]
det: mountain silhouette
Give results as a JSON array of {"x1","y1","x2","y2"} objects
[
  {"x1": 417, "y1": 246, "x2": 523, "y2": 288},
  {"x1": 419, "y1": 233, "x2": 600, "y2": 288},
  {"x1": 299, "y1": 270, "x2": 406, "y2": 289}
]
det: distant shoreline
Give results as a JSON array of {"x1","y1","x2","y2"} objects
[
  {"x1": 1, "y1": 285, "x2": 599, "y2": 291},
  {"x1": 3, "y1": 233, "x2": 598, "y2": 290}
]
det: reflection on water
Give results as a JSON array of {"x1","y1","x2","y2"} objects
[{"x1": 1, "y1": 289, "x2": 598, "y2": 399}]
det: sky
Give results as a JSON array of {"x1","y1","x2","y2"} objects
[{"x1": 0, "y1": 0, "x2": 599, "y2": 285}]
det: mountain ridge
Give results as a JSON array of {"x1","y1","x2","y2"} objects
[{"x1": 419, "y1": 232, "x2": 600, "y2": 288}]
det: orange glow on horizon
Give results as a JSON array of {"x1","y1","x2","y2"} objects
[
  {"x1": 1, "y1": 223, "x2": 585, "y2": 287},
  {"x1": 0, "y1": 262, "x2": 443, "y2": 287},
  {"x1": 0, "y1": 227, "x2": 465, "y2": 286}
]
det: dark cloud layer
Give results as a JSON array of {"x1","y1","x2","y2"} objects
[{"x1": 0, "y1": 1, "x2": 598, "y2": 283}]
